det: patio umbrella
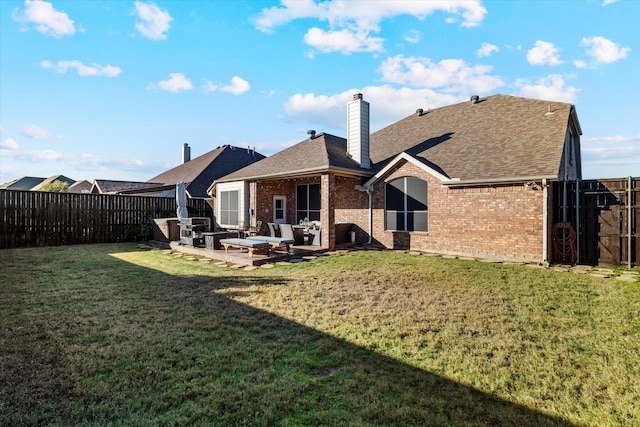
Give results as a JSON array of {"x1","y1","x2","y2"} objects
[{"x1": 176, "y1": 182, "x2": 188, "y2": 219}]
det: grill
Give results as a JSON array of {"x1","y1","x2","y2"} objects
[{"x1": 179, "y1": 217, "x2": 210, "y2": 247}]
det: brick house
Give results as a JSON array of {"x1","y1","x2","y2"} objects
[{"x1": 210, "y1": 93, "x2": 582, "y2": 264}]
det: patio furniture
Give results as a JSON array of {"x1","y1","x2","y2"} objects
[
  {"x1": 307, "y1": 225, "x2": 322, "y2": 246},
  {"x1": 248, "y1": 220, "x2": 262, "y2": 236},
  {"x1": 219, "y1": 238, "x2": 271, "y2": 258},
  {"x1": 281, "y1": 223, "x2": 305, "y2": 245},
  {"x1": 247, "y1": 236, "x2": 295, "y2": 253},
  {"x1": 202, "y1": 231, "x2": 231, "y2": 250},
  {"x1": 267, "y1": 222, "x2": 279, "y2": 237}
]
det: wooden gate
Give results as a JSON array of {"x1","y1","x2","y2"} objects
[{"x1": 556, "y1": 178, "x2": 638, "y2": 267}]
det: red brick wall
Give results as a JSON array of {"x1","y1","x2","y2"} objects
[{"x1": 370, "y1": 161, "x2": 546, "y2": 261}]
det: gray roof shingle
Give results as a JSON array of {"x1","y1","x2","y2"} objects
[
  {"x1": 370, "y1": 94, "x2": 575, "y2": 181},
  {"x1": 217, "y1": 94, "x2": 578, "y2": 184},
  {"x1": 217, "y1": 133, "x2": 371, "y2": 182}
]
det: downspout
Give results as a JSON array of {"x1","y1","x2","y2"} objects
[
  {"x1": 542, "y1": 178, "x2": 548, "y2": 265},
  {"x1": 367, "y1": 187, "x2": 373, "y2": 245}
]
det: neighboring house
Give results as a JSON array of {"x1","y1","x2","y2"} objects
[
  {"x1": 0, "y1": 176, "x2": 46, "y2": 190},
  {"x1": 0, "y1": 175, "x2": 76, "y2": 191},
  {"x1": 91, "y1": 144, "x2": 265, "y2": 199},
  {"x1": 210, "y1": 93, "x2": 582, "y2": 264},
  {"x1": 31, "y1": 175, "x2": 76, "y2": 191},
  {"x1": 67, "y1": 180, "x2": 92, "y2": 194}
]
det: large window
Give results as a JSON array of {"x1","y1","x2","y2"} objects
[
  {"x1": 219, "y1": 190, "x2": 239, "y2": 226},
  {"x1": 296, "y1": 183, "x2": 321, "y2": 223},
  {"x1": 385, "y1": 177, "x2": 428, "y2": 232}
]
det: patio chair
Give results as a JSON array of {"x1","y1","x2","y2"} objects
[
  {"x1": 279, "y1": 223, "x2": 294, "y2": 240},
  {"x1": 248, "y1": 220, "x2": 262, "y2": 236},
  {"x1": 267, "y1": 222, "x2": 278, "y2": 237},
  {"x1": 308, "y1": 224, "x2": 322, "y2": 246}
]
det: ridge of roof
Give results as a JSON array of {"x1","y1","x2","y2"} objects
[{"x1": 216, "y1": 133, "x2": 371, "y2": 183}]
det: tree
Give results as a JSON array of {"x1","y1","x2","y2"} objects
[{"x1": 38, "y1": 180, "x2": 70, "y2": 193}]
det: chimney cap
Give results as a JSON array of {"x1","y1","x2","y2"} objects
[{"x1": 353, "y1": 93, "x2": 363, "y2": 100}]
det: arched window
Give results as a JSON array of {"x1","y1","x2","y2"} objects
[{"x1": 385, "y1": 177, "x2": 428, "y2": 232}]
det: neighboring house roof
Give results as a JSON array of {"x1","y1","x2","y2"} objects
[
  {"x1": 148, "y1": 145, "x2": 266, "y2": 198},
  {"x1": 0, "y1": 176, "x2": 46, "y2": 190},
  {"x1": 370, "y1": 94, "x2": 579, "y2": 183},
  {"x1": 31, "y1": 175, "x2": 75, "y2": 191},
  {"x1": 91, "y1": 180, "x2": 164, "y2": 194},
  {"x1": 68, "y1": 180, "x2": 93, "y2": 193},
  {"x1": 215, "y1": 133, "x2": 372, "y2": 183}
]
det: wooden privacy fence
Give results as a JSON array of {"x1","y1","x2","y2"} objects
[
  {"x1": 0, "y1": 190, "x2": 212, "y2": 249},
  {"x1": 555, "y1": 177, "x2": 638, "y2": 267}
]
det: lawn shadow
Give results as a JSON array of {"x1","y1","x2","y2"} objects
[{"x1": 1, "y1": 245, "x2": 577, "y2": 426}]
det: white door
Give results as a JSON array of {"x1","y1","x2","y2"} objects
[{"x1": 274, "y1": 196, "x2": 286, "y2": 225}]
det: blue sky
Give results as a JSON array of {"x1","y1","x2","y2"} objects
[{"x1": 1, "y1": 0, "x2": 638, "y2": 184}]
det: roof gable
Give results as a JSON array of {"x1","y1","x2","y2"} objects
[{"x1": 216, "y1": 133, "x2": 372, "y2": 183}]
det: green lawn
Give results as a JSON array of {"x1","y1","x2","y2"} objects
[{"x1": 1, "y1": 244, "x2": 638, "y2": 426}]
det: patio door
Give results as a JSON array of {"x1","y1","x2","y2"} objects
[{"x1": 274, "y1": 196, "x2": 286, "y2": 225}]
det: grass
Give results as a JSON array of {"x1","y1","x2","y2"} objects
[{"x1": 1, "y1": 244, "x2": 638, "y2": 426}]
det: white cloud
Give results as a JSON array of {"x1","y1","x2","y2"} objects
[
  {"x1": 403, "y1": 29, "x2": 420, "y2": 44},
  {"x1": 580, "y1": 36, "x2": 630, "y2": 64},
  {"x1": 134, "y1": 1, "x2": 173, "y2": 40},
  {"x1": 527, "y1": 41, "x2": 562, "y2": 65},
  {"x1": 284, "y1": 86, "x2": 460, "y2": 131},
  {"x1": 152, "y1": 73, "x2": 193, "y2": 92},
  {"x1": 22, "y1": 124, "x2": 62, "y2": 139},
  {"x1": 303, "y1": 27, "x2": 383, "y2": 54},
  {"x1": 76, "y1": 152, "x2": 144, "y2": 172},
  {"x1": 574, "y1": 59, "x2": 587, "y2": 69},
  {"x1": 221, "y1": 76, "x2": 251, "y2": 95},
  {"x1": 378, "y1": 55, "x2": 504, "y2": 94},
  {"x1": 514, "y1": 74, "x2": 580, "y2": 103},
  {"x1": 602, "y1": 0, "x2": 618, "y2": 5},
  {"x1": 477, "y1": 43, "x2": 499, "y2": 58},
  {"x1": 1, "y1": 138, "x2": 20, "y2": 150},
  {"x1": 12, "y1": 0, "x2": 75, "y2": 38},
  {"x1": 202, "y1": 76, "x2": 251, "y2": 95},
  {"x1": 581, "y1": 134, "x2": 640, "y2": 178},
  {"x1": 41, "y1": 60, "x2": 122, "y2": 77},
  {"x1": 253, "y1": 1, "x2": 486, "y2": 54},
  {"x1": 202, "y1": 80, "x2": 219, "y2": 93}
]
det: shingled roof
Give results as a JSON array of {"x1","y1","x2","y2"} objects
[
  {"x1": 370, "y1": 94, "x2": 580, "y2": 182},
  {"x1": 214, "y1": 94, "x2": 580, "y2": 187},
  {"x1": 216, "y1": 133, "x2": 372, "y2": 182},
  {"x1": 149, "y1": 145, "x2": 265, "y2": 197}
]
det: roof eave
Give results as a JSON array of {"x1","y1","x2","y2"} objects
[{"x1": 441, "y1": 174, "x2": 559, "y2": 187}]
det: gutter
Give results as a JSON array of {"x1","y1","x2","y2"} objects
[
  {"x1": 214, "y1": 166, "x2": 373, "y2": 187},
  {"x1": 442, "y1": 175, "x2": 558, "y2": 188}
]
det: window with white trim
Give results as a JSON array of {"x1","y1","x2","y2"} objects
[
  {"x1": 219, "y1": 190, "x2": 239, "y2": 227},
  {"x1": 296, "y1": 183, "x2": 320, "y2": 223},
  {"x1": 385, "y1": 177, "x2": 428, "y2": 232}
]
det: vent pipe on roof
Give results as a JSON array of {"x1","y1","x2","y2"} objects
[
  {"x1": 471, "y1": 95, "x2": 479, "y2": 104},
  {"x1": 347, "y1": 93, "x2": 371, "y2": 169},
  {"x1": 307, "y1": 130, "x2": 316, "y2": 139},
  {"x1": 182, "y1": 143, "x2": 191, "y2": 164},
  {"x1": 416, "y1": 108, "x2": 424, "y2": 117}
]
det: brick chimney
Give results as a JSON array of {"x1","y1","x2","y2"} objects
[{"x1": 347, "y1": 93, "x2": 370, "y2": 169}]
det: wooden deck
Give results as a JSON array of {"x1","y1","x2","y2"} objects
[{"x1": 168, "y1": 241, "x2": 331, "y2": 266}]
